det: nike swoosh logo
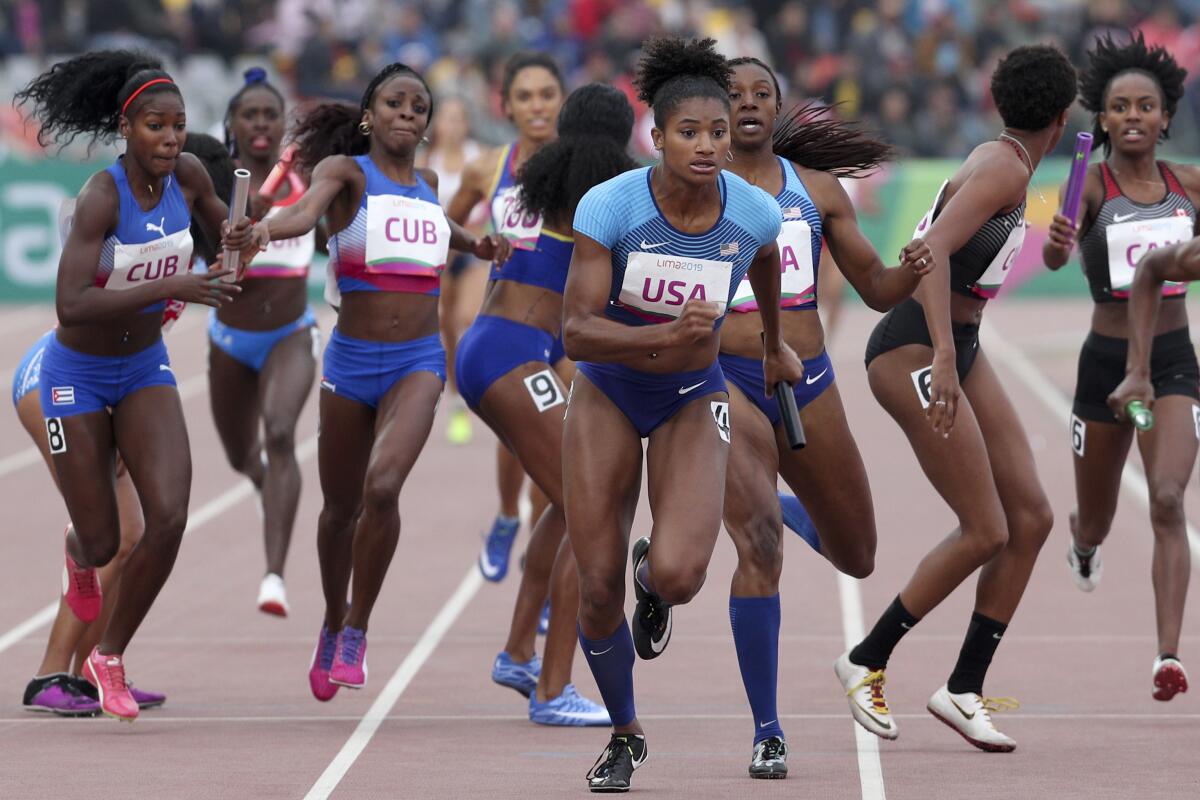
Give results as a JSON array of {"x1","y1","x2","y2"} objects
[
  {"x1": 478, "y1": 554, "x2": 503, "y2": 579},
  {"x1": 759, "y1": 719, "x2": 777, "y2": 728},
  {"x1": 805, "y1": 367, "x2": 829, "y2": 385},
  {"x1": 640, "y1": 239, "x2": 668, "y2": 249},
  {"x1": 949, "y1": 697, "x2": 975, "y2": 720},
  {"x1": 900, "y1": 622, "x2": 912, "y2": 629},
  {"x1": 628, "y1": 743, "x2": 648, "y2": 768},
  {"x1": 992, "y1": 633, "x2": 1003, "y2": 640},
  {"x1": 1113, "y1": 212, "x2": 1139, "y2": 223},
  {"x1": 589, "y1": 646, "x2": 614, "y2": 656},
  {"x1": 678, "y1": 381, "x2": 707, "y2": 395},
  {"x1": 649, "y1": 615, "x2": 672, "y2": 653}
]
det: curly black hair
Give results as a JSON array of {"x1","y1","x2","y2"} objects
[
  {"x1": 1079, "y1": 31, "x2": 1186, "y2": 156},
  {"x1": 292, "y1": 62, "x2": 432, "y2": 171},
  {"x1": 14, "y1": 50, "x2": 180, "y2": 149},
  {"x1": 517, "y1": 83, "x2": 637, "y2": 223},
  {"x1": 501, "y1": 52, "x2": 565, "y2": 102},
  {"x1": 990, "y1": 44, "x2": 1077, "y2": 132},
  {"x1": 224, "y1": 67, "x2": 286, "y2": 160},
  {"x1": 181, "y1": 132, "x2": 236, "y2": 263},
  {"x1": 635, "y1": 37, "x2": 732, "y2": 128}
]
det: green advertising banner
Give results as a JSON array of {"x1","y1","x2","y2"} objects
[{"x1": 0, "y1": 153, "x2": 1104, "y2": 303}]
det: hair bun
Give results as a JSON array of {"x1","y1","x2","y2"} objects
[{"x1": 243, "y1": 67, "x2": 268, "y2": 85}]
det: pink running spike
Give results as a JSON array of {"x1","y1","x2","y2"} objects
[
  {"x1": 62, "y1": 527, "x2": 102, "y2": 623},
  {"x1": 83, "y1": 647, "x2": 138, "y2": 722}
]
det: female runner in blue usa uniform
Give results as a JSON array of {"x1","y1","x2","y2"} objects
[
  {"x1": 562, "y1": 38, "x2": 803, "y2": 792},
  {"x1": 720, "y1": 57, "x2": 931, "y2": 778},
  {"x1": 455, "y1": 84, "x2": 636, "y2": 727},
  {"x1": 447, "y1": 53, "x2": 566, "y2": 581},
  {"x1": 235, "y1": 62, "x2": 510, "y2": 701},
  {"x1": 15, "y1": 51, "x2": 242, "y2": 721}
]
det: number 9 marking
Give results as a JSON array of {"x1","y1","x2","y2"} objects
[{"x1": 524, "y1": 369, "x2": 565, "y2": 412}]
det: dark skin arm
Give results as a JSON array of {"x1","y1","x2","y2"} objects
[
  {"x1": 1108, "y1": 239, "x2": 1200, "y2": 415},
  {"x1": 1043, "y1": 165, "x2": 1103, "y2": 270},
  {"x1": 418, "y1": 167, "x2": 511, "y2": 262},
  {"x1": 562, "y1": 234, "x2": 719, "y2": 361},
  {"x1": 916, "y1": 152, "x2": 1029, "y2": 436},
  {"x1": 803, "y1": 168, "x2": 932, "y2": 310},
  {"x1": 57, "y1": 166, "x2": 238, "y2": 326},
  {"x1": 444, "y1": 147, "x2": 499, "y2": 225},
  {"x1": 745, "y1": 240, "x2": 805, "y2": 393}
]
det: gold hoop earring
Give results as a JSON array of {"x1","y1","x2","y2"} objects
[{"x1": 358, "y1": 122, "x2": 371, "y2": 136}]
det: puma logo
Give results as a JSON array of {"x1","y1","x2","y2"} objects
[{"x1": 145, "y1": 217, "x2": 167, "y2": 238}]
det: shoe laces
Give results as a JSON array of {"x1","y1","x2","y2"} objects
[
  {"x1": 318, "y1": 629, "x2": 338, "y2": 670},
  {"x1": 72, "y1": 565, "x2": 98, "y2": 596},
  {"x1": 587, "y1": 737, "x2": 632, "y2": 781},
  {"x1": 100, "y1": 657, "x2": 127, "y2": 691},
  {"x1": 757, "y1": 736, "x2": 786, "y2": 762},
  {"x1": 980, "y1": 696, "x2": 1019, "y2": 713},
  {"x1": 849, "y1": 669, "x2": 890, "y2": 714},
  {"x1": 339, "y1": 628, "x2": 365, "y2": 665}
]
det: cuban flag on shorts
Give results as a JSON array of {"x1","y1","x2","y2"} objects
[{"x1": 51, "y1": 386, "x2": 75, "y2": 406}]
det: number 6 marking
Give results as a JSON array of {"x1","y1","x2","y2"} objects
[
  {"x1": 1070, "y1": 414, "x2": 1085, "y2": 457},
  {"x1": 524, "y1": 369, "x2": 565, "y2": 412},
  {"x1": 46, "y1": 417, "x2": 67, "y2": 454}
]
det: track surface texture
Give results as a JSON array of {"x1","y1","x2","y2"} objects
[{"x1": 0, "y1": 298, "x2": 1197, "y2": 799}]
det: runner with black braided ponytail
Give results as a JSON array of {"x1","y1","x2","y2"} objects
[{"x1": 721, "y1": 55, "x2": 930, "y2": 778}]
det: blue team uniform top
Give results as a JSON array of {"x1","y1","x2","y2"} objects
[
  {"x1": 98, "y1": 158, "x2": 194, "y2": 314},
  {"x1": 572, "y1": 167, "x2": 781, "y2": 327},
  {"x1": 729, "y1": 156, "x2": 822, "y2": 312}
]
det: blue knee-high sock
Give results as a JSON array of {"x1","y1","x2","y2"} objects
[
  {"x1": 778, "y1": 492, "x2": 820, "y2": 554},
  {"x1": 578, "y1": 620, "x2": 637, "y2": 726},
  {"x1": 729, "y1": 594, "x2": 783, "y2": 743}
]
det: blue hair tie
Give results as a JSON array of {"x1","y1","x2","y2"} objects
[{"x1": 243, "y1": 67, "x2": 267, "y2": 85}]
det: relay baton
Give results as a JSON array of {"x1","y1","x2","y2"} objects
[
  {"x1": 1061, "y1": 132, "x2": 1093, "y2": 225},
  {"x1": 1126, "y1": 400, "x2": 1154, "y2": 432},
  {"x1": 258, "y1": 143, "x2": 297, "y2": 200},
  {"x1": 762, "y1": 333, "x2": 806, "y2": 449},
  {"x1": 776, "y1": 380, "x2": 806, "y2": 450},
  {"x1": 221, "y1": 168, "x2": 252, "y2": 281}
]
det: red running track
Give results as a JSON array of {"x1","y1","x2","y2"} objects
[{"x1": 0, "y1": 299, "x2": 1196, "y2": 799}]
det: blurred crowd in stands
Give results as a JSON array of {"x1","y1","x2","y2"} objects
[{"x1": 4, "y1": 0, "x2": 1200, "y2": 159}]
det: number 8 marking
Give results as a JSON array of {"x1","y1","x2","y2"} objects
[
  {"x1": 46, "y1": 417, "x2": 67, "y2": 454},
  {"x1": 524, "y1": 369, "x2": 565, "y2": 412}
]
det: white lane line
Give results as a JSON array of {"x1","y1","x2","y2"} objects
[
  {"x1": 985, "y1": 322, "x2": 1200, "y2": 566},
  {"x1": 6, "y1": 711, "x2": 1197, "y2": 725},
  {"x1": 837, "y1": 572, "x2": 886, "y2": 800},
  {"x1": 303, "y1": 566, "x2": 484, "y2": 800},
  {"x1": 0, "y1": 434, "x2": 316, "y2": 657},
  {"x1": 0, "y1": 372, "x2": 208, "y2": 479}
]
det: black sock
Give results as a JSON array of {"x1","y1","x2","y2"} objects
[
  {"x1": 849, "y1": 596, "x2": 920, "y2": 670},
  {"x1": 946, "y1": 612, "x2": 1008, "y2": 696}
]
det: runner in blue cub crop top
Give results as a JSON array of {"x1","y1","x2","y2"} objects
[
  {"x1": 718, "y1": 56, "x2": 931, "y2": 779},
  {"x1": 560, "y1": 37, "x2": 803, "y2": 794},
  {"x1": 16, "y1": 51, "x2": 241, "y2": 722},
  {"x1": 235, "y1": 62, "x2": 510, "y2": 702}
]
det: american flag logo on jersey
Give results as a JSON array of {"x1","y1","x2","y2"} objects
[
  {"x1": 719, "y1": 241, "x2": 740, "y2": 257},
  {"x1": 782, "y1": 207, "x2": 805, "y2": 220},
  {"x1": 51, "y1": 386, "x2": 75, "y2": 406}
]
